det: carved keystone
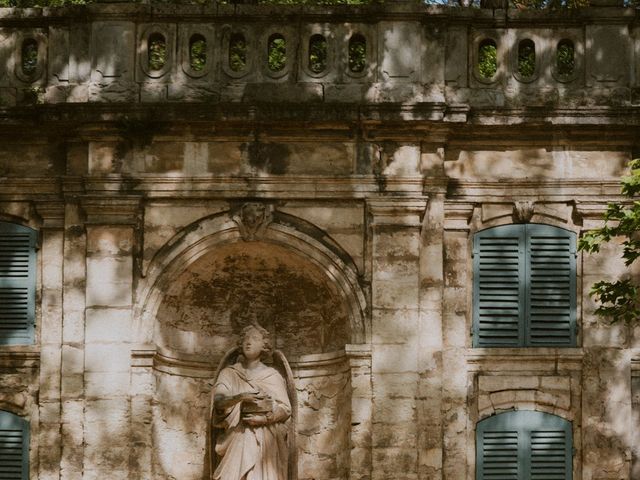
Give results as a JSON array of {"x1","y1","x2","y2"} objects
[{"x1": 231, "y1": 202, "x2": 274, "y2": 241}]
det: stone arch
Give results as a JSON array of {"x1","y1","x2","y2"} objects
[
  {"x1": 135, "y1": 208, "x2": 367, "y2": 349},
  {"x1": 478, "y1": 394, "x2": 574, "y2": 422}
]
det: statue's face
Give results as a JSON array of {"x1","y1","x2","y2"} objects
[{"x1": 241, "y1": 329, "x2": 264, "y2": 361}]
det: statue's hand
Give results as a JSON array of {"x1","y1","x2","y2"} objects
[
  {"x1": 237, "y1": 392, "x2": 264, "y2": 404},
  {"x1": 243, "y1": 414, "x2": 268, "y2": 427}
]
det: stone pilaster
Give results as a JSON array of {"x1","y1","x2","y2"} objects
[
  {"x1": 130, "y1": 347, "x2": 155, "y2": 479},
  {"x1": 60, "y1": 199, "x2": 86, "y2": 480},
  {"x1": 81, "y1": 195, "x2": 141, "y2": 480},
  {"x1": 441, "y1": 201, "x2": 475, "y2": 480},
  {"x1": 346, "y1": 344, "x2": 373, "y2": 480},
  {"x1": 34, "y1": 202, "x2": 65, "y2": 480},
  {"x1": 417, "y1": 193, "x2": 445, "y2": 479},
  {"x1": 576, "y1": 203, "x2": 633, "y2": 480},
  {"x1": 367, "y1": 197, "x2": 427, "y2": 480}
]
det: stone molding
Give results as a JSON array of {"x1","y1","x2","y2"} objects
[
  {"x1": 135, "y1": 210, "x2": 368, "y2": 346},
  {"x1": 0, "y1": 346, "x2": 40, "y2": 370},
  {"x1": 83, "y1": 176, "x2": 425, "y2": 199},
  {"x1": 81, "y1": 195, "x2": 142, "y2": 225},
  {"x1": 34, "y1": 202, "x2": 65, "y2": 229},
  {"x1": 138, "y1": 348, "x2": 359, "y2": 379},
  {"x1": 466, "y1": 348, "x2": 584, "y2": 373},
  {"x1": 366, "y1": 198, "x2": 428, "y2": 227},
  {"x1": 444, "y1": 201, "x2": 475, "y2": 231}
]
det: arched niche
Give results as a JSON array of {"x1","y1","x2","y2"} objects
[
  {"x1": 135, "y1": 209, "x2": 367, "y2": 350},
  {"x1": 135, "y1": 209, "x2": 366, "y2": 480},
  {"x1": 155, "y1": 240, "x2": 352, "y2": 359}
]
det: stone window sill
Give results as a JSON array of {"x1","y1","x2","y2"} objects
[
  {"x1": 466, "y1": 348, "x2": 584, "y2": 373},
  {"x1": 0, "y1": 346, "x2": 40, "y2": 369}
]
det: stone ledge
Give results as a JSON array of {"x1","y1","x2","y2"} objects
[
  {"x1": 466, "y1": 348, "x2": 584, "y2": 373},
  {"x1": 0, "y1": 346, "x2": 40, "y2": 369}
]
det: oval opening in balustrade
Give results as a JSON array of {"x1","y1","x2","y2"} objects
[
  {"x1": 229, "y1": 33, "x2": 247, "y2": 73},
  {"x1": 557, "y1": 39, "x2": 575, "y2": 77},
  {"x1": 21, "y1": 38, "x2": 38, "y2": 77},
  {"x1": 478, "y1": 38, "x2": 497, "y2": 79},
  {"x1": 148, "y1": 33, "x2": 167, "y2": 71},
  {"x1": 517, "y1": 39, "x2": 536, "y2": 78},
  {"x1": 189, "y1": 34, "x2": 207, "y2": 72},
  {"x1": 308, "y1": 34, "x2": 327, "y2": 74},
  {"x1": 348, "y1": 34, "x2": 366, "y2": 74},
  {"x1": 267, "y1": 34, "x2": 286, "y2": 72}
]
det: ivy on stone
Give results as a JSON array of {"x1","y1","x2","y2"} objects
[{"x1": 578, "y1": 158, "x2": 640, "y2": 324}]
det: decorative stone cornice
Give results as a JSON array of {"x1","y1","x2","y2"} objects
[
  {"x1": 367, "y1": 197, "x2": 428, "y2": 227},
  {"x1": 81, "y1": 195, "x2": 142, "y2": 226}
]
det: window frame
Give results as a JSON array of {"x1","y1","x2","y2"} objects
[
  {"x1": 476, "y1": 410, "x2": 573, "y2": 480},
  {"x1": 0, "y1": 222, "x2": 37, "y2": 345},
  {"x1": 472, "y1": 223, "x2": 577, "y2": 348},
  {"x1": 0, "y1": 409, "x2": 30, "y2": 480}
]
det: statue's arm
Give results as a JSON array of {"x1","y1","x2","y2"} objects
[{"x1": 214, "y1": 391, "x2": 262, "y2": 411}]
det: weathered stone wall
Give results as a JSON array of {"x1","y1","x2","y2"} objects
[{"x1": 0, "y1": 3, "x2": 639, "y2": 480}]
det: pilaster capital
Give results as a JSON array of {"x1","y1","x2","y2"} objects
[
  {"x1": 34, "y1": 202, "x2": 65, "y2": 229},
  {"x1": 573, "y1": 201, "x2": 609, "y2": 229},
  {"x1": 444, "y1": 201, "x2": 476, "y2": 231},
  {"x1": 366, "y1": 197, "x2": 428, "y2": 227},
  {"x1": 81, "y1": 195, "x2": 142, "y2": 226}
]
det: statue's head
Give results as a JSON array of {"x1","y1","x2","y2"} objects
[{"x1": 238, "y1": 323, "x2": 272, "y2": 360}]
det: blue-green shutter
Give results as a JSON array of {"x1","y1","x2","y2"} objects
[
  {"x1": 473, "y1": 224, "x2": 577, "y2": 347},
  {"x1": 0, "y1": 410, "x2": 29, "y2": 480},
  {"x1": 525, "y1": 225, "x2": 576, "y2": 347},
  {"x1": 473, "y1": 225, "x2": 526, "y2": 347},
  {"x1": 0, "y1": 223, "x2": 36, "y2": 345},
  {"x1": 477, "y1": 410, "x2": 572, "y2": 480}
]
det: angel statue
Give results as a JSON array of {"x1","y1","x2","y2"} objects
[{"x1": 209, "y1": 323, "x2": 297, "y2": 480}]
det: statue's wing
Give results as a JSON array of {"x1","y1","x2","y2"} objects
[
  {"x1": 273, "y1": 349, "x2": 298, "y2": 480},
  {"x1": 208, "y1": 346, "x2": 240, "y2": 479}
]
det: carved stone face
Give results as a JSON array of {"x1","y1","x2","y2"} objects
[
  {"x1": 241, "y1": 203, "x2": 266, "y2": 231},
  {"x1": 241, "y1": 328, "x2": 265, "y2": 361}
]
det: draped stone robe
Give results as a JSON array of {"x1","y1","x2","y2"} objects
[{"x1": 213, "y1": 362, "x2": 291, "y2": 480}]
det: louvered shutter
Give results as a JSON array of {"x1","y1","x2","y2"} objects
[
  {"x1": 477, "y1": 410, "x2": 572, "y2": 480},
  {"x1": 473, "y1": 225, "x2": 526, "y2": 347},
  {"x1": 0, "y1": 223, "x2": 36, "y2": 345},
  {"x1": 0, "y1": 411, "x2": 29, "y2": 480},
  {"x1": 525, "y1": 225, "x2": 576, "y2": 347}
]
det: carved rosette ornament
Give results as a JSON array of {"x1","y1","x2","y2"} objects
[{"x1": 232, "y1": 203, "x2": 274, "y2": 241}]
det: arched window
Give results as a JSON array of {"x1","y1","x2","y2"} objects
[
  {"x1": 229, "y1": 33, "x2": 247, "y2": 73},
  {"x1": 478, "y1": 39, "x2": 497, "y2": 79},
  {"x1": 557, "y1": 39, "x2": 575, "y2": 77},
  {"x1": 21, "y1": 39, "x2": 38, "y2": 77},
  {"x1": 308, "y1": 34, "x2": 327, "y2": 74},
  {"x1": 517, "y1": 39, "x2": 536, "y2": 78},
  {"x1": 267, "y1": 34, "x2": 286, "y2": 72},
  {"x1": 148, "y1": 33, "x2": 167, "y2": 71},
  {"x1": 473, "y1": 224, "x2": 576, "y2": 347},
  {"x1": 348, "y1": 33, "x2": 366, "y2": 73},
  {"x1": 0, "y1": 410, "x2": 29, "y2": 480},
  {"x1": 0, "y1": 223, "x2": 36, "y2": 345},
  {"x1": 477, "y1": 410, "x2": 572, "y2": 480},
  {"x1": 189, "y1": 34, "x2": 207, "y2": 72}
]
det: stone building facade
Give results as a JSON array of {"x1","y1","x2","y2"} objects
[{"x1": 0, "y1": 1, "x2": 639, "y2": 479}]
